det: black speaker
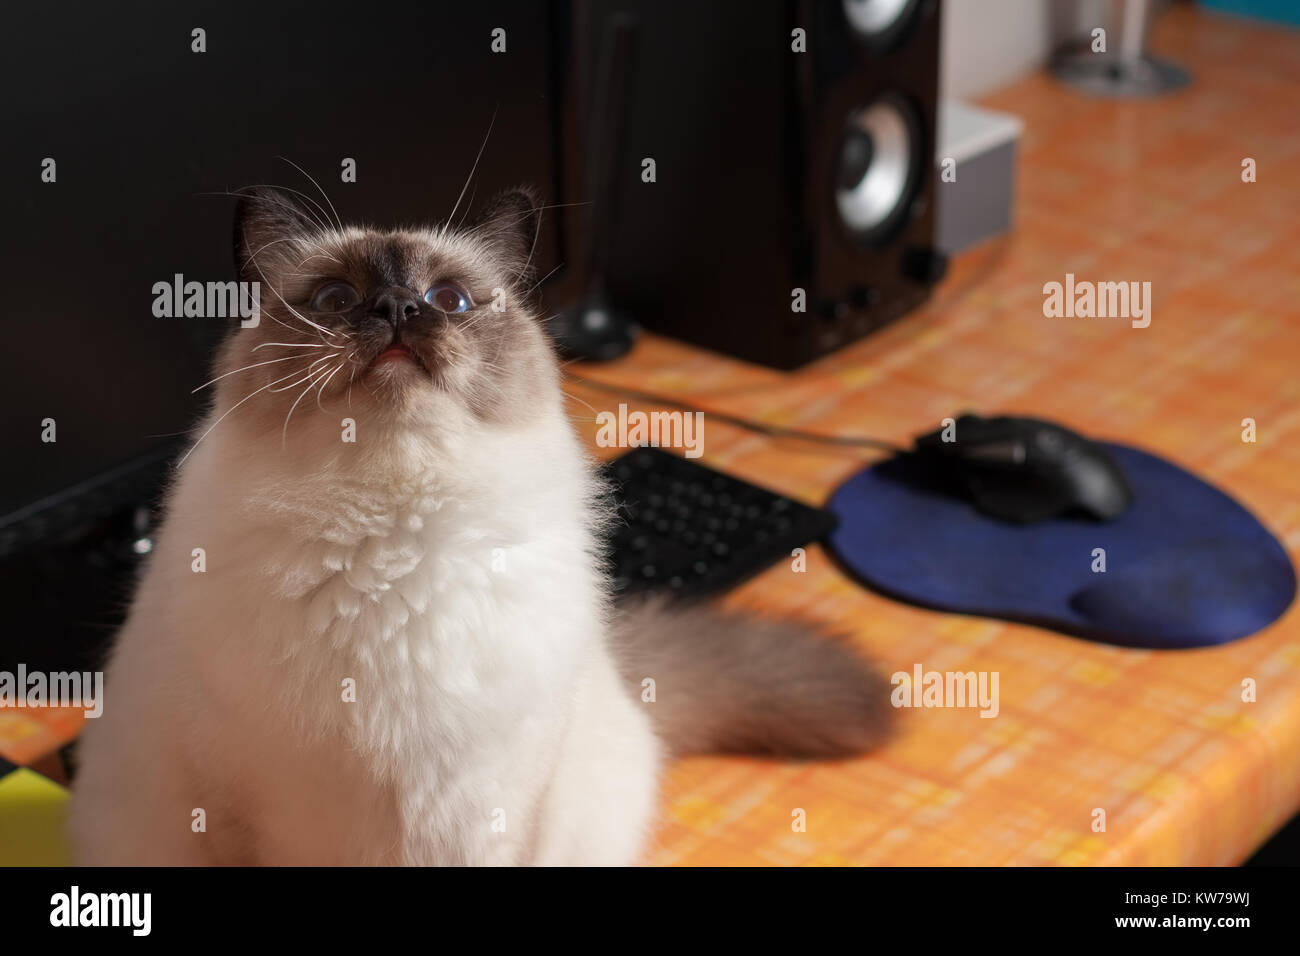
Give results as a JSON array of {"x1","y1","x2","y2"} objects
[{"x1": 559, "y1": 0, "x2": 944, "y2": 369}]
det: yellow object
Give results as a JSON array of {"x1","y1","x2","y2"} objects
[{"x1": 0, "y1": 768, "x2": 72, "y2": 866}]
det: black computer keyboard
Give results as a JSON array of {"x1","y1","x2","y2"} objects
[{"x1": 603, "y1": 446, "x2": 838, "y2": 598}]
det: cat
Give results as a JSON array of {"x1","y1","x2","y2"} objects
[{"x1": 68, "y1": 185, "x2": 891, "y2": 865}]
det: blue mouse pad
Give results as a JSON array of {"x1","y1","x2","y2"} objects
[{"x1": 826, "y1": 444, "x2": 1296, "y2": 649}]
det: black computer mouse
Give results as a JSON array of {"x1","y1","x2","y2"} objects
[{"x1": 912, "y1": 413, "x2": 1134, "y2": 523}]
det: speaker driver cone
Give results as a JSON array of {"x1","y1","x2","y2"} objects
[
  {"x1": 842, "y1": 0, "x2": 922, "y2": 49},
  {"x1": 835, "y1": 97, "x2": 921, "y2": 244}
]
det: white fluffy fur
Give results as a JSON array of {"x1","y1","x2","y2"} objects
[{"x1": 69, "y1": 378, "x2": 661, "y2": 864}]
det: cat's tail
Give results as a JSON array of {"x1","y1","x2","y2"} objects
[{"x1": 611, "y1": 597, "x2": 895, "y2": 758}]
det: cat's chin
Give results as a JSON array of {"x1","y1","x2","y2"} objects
[
  {"x1": 347, "y1": 355, "x2": 465, "y2": 422},
  {"x1": 369, "y1": 353, "x2": 427, "y2": 381},
  {"x1": 361, "y1": 349, "x2": 439, "y2": 397}
]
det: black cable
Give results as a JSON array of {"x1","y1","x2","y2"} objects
[{"x1": 563, "y1": 371, "x2": 910, "y2": 455}]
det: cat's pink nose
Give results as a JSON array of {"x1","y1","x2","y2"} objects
[{"x1": 367, "y1": 287, "x2": 421, "y2": 327}]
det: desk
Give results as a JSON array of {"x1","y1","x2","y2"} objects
[{"x1": 566, "y1": 6, "x2": 1300, "y2": 865}]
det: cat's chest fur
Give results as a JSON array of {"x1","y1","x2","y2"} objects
[{"x1": 170, "y1": 429, "x2": 606, "y2": 864}]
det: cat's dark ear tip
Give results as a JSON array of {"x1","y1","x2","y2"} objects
[
  {"x1": 232, "y1": 185, "x2": 295, "y2": 227},
  {"x1": 473, "y1": 186, "x2": 544, "y2": 274},
  {"x1": 233, "y1": 188, "x2": 272, "y2": 266},
  {"x1": 233, "y1": 186, "x2": 276, "y2": 241},
  {"x1": 493, "y1": 184, "x2": 542, "y2": 217},
  {"x1": 460, "y1": 185, "x2": 542, "y2": 238},
  {"x1": 231, "y1": 186, "x2": 318, "y2": 281}
]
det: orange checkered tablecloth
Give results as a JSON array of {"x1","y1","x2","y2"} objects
[{"x1": 3, "y1": 5, "x2": 1296, "y2": 866}]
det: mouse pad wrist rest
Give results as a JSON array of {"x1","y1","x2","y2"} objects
[{"x1": 826, "y1": 444, "x2": 1296, "y2": 649}]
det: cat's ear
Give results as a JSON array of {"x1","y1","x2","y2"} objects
[
  {"x1": 472, "y1": 186, "x2": 542, "y2": 280},
  {"x1": 233, "y1": 187, "x2": 322, "y2": 285}
]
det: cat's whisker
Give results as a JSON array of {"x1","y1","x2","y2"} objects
[
  {"x1": 258, "y1": 190, "x2": 332, "y2": 237},
  {"x1": 242, "y1": 236, "x2": 340, "y2": 339},
  {"x1": 250, "y1": 278, "x2": 338, "y2": 342},
  {"x1": 446, "y1": 106, "x2": 497, "y2": 230},
  {"x1": 296, "y1": 250, "x2": 344, "y2": 266},
  {"x1": 463, "y1": 202, "x2": 581, "y2": 238},
  {"x1": 261, "y1": 310, "x2": 313, "y2": 340},
  {"x1": 269, "y1": 354, "x2": 334, "y2": 392},
  {"x1": 311, "y1": 324, "x2": 337, "y2": 347},
  {"x1": 252, "y1": 341, "x2": 342, "y2": 352},
  {"x1": 176, "y1": 364, "x2": 315, "y2": 468},
  {"x1": 281, "y1": 361, "x2": 336, "y2": 446},
  {"x1": 455, "y1": 182, "x2": 479, "y2": 231},
  {"x1": 561, "y1": 389, "x2": 602, "y2": 418},
  {"x1": 256, "y1": 276, "x2": 339, "y2": 343},
  {"x1": 454, "y1": 312, "x2": 496, "y2": 335},
  {"x1": 203, "y1": 186, "x2": 333, "y2": 236},
  {"x1": 276, "y1": 157, "x2": 344, "y2": 232},
  {"x1": 523, "y1": 262, "x2": 564, "y2": 298},
  {"x1": 518, "y1": 202, "x2": 548, "y2": 281},
  {"x1": 315, "y1": 360, "x2": 347, "y2": 412},
  {"x1": 191, "y1": 352, "x2": 321, "y2": 393}
]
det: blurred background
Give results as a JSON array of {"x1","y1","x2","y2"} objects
[{"x1": 2, "y1": 0, "x2": 1299, "y2": 866}]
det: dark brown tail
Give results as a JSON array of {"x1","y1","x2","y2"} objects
[{"x1": 611, "y1": 597, "x2": 894, "y2": 758}]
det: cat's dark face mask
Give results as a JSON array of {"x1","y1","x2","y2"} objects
[{"x1": 215, "y1": 185, "x2": 556, "y2": 431}]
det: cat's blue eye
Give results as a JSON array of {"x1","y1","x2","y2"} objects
[{"x1": 425, "y1": 282, "x2": 471, "y2": 314}]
